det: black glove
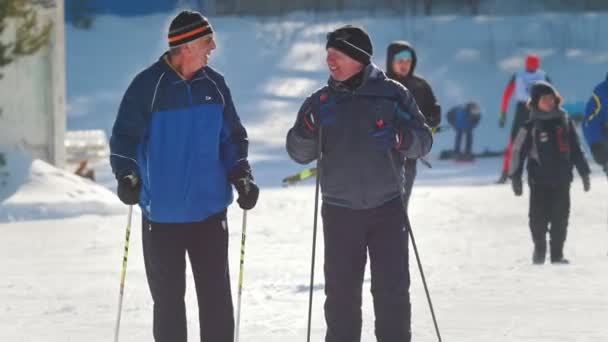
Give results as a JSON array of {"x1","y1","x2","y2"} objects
[
  {"x1": 511, "y1": 177, "x2": 523, "y2": 196},
  {"x1": 582, "y1": 174, "x2": 591, "y2": 192},
  {"x1": 117, "y1": 172, "x2": 141, "y2": 205},
  {"x1": 426, "y1": 104, "x2": 441, "y2": 128},
  {"x1": 499, "y1": 112, "x2": 507, "y2": 128},
  {"x1": 295, "y1": 104, "x2": 318, "y2": 139},
  {"x1": 229, "y1": 165, "x2": 259, "y2": 210}
]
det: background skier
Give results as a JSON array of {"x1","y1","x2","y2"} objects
[{"x1": 498, "y1": 54, "x2": 551, "y2": 183}]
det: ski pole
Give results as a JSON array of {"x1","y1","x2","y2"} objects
[
  {"x1": 114, "y1": 205, "x2": 133, "y2": 342},
  {"x1": 306, "y1": 127, "x2": 323, "y2": 342},
  {"x1": 387, "y1": 151, "x2": 443, "y2": 342},
  {"x1": 235, "y1": 209, "x2": 248, "y2": 342}
]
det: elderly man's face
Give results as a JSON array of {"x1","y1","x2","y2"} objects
[
  {"x1": 188, "y1": 35, "x2": 216, "y2": 69},
  {"x1": 326, "y1": 47, "x2": 364, "y2": 82}
]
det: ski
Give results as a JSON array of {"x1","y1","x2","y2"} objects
[
  {"x1": 282, "y1": 167, "x2": 317, "y2": 187},
  {"x1": 439, "y1": 148, "x2": 505, "y2": 161}
]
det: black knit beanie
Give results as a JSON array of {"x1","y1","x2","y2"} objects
[
  {"x1": 326, "y1": 25, "x2": 373, "y2": 65},
  {"x1": 168, "y1": 11, "x2": 213, "y2": 47}
]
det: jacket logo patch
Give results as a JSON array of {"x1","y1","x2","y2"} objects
[
  {"x1": 205, "y1": 96, "x2": 213, "y2": 101},
  {"x1": 539, "y1": 132, "x2": 549, "y2": 143},
  {"x1": 320, "y1": 93, "x2": 329, "y2": 103}
]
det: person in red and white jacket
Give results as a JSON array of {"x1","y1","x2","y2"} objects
[{"x1": 497, "y1": 54, "x2": 551, "y2": 183}]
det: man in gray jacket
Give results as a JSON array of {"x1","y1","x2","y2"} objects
[{"x1": 286, "y1": 25, "x2": 432, "y2": 342}]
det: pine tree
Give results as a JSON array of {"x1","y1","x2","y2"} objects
[{"x1": 0, "y1": 0, "x2": 53, "y2": 79}]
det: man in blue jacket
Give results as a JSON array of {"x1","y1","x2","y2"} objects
[
  {"x1": 583, "y1": 73, "x2": 608, "y2": 176},
  {"x1": 109, "y1": 11, "x2": 258, "y2": 342},
  {"x1": 287, "y1": 25, "x2": 432, "y2": 342}
]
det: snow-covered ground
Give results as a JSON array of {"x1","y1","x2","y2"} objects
[
  {"x1": 1, "y1": 11, "x2": 608, "y2": 341},
  {"x1": 1, "y1": 150, "x2": 608, "y2": 341}
]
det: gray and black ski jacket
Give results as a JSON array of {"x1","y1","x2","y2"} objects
[{"x1": 286, "y1": 64, "x2": 433, "y2": 209}]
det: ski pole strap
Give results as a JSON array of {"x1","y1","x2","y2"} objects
[{"x1": 419, "y1": 157, "x2": 432, "y2": 169}]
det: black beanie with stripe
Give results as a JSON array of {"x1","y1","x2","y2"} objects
[
  {"x1": 326, "y1": 25, "x2": 373, "y2": 65},
  {"x1": 168, "y1": 11, "x2": 213, "y2": 47}
]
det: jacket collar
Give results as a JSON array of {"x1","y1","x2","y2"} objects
[
  {"x1": 158, "y1": 53, "x2": 207, "y2": 82},
  {"x1": 328, "y1": 63, "x2": 386, "y2": 93},
  {"x1": 530, "y1": 107, "x2": 567, "y2": 121}
]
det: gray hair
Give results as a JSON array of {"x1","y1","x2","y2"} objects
[{"x1": 169, "y1": 45, "x2": 183, "y2": 57}]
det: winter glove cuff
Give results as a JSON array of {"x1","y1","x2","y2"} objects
[{"x1": 228, "y1": 161, "x2": 252, "y2": 184}]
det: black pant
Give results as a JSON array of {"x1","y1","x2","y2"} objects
[
  {"x1": 454, "y1": 128, "x2": 473, "y2": 155},
  {"x1": 529, "y1": 184, "x2": 570, "y2": 261},
  {"x1": 403, "y1": 159, "x2": 417, "y2": 211},
  {"x1": 142, "y1": 212, "x2": 234, "y2": 342},
  {"x1": 322, "y1": 198, "x2": 411, "y2": 342}
]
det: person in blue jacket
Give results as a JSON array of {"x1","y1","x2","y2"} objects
[
  {"x1": 583, "y1": 73, "x2": 608, "y2": 176},
  {"x1": 447, "y1": 101, "x2": 481, "y2": 160},
  {"x1": 109, "y1": 11, "x2": 259, "y2": 342}
]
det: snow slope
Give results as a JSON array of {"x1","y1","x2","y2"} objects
[{"x1": 65, "y1": 12, "x2": 608, "y2": 187}]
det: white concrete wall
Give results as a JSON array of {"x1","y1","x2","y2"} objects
[{"x1": 0, "y1": 0, "x2": 66, "y2": 167}]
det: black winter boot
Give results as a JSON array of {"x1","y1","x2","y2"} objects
[
  {"x1": 550, "y1": 241, "x2": 569, "y2": 264},
  {"x1": 532, "y1": 240, "x2": 546, "y2": 265},
  {"x1": 551, "y1": 257, "x2": 570, "y2": 264}
]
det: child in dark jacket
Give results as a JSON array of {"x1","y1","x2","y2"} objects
[{"x1": 509, "y1": 81, "x2": 591, "y2": 265}]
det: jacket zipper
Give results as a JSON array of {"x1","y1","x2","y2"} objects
[{"x1": 351, "y1": 90, "x2": 368, "y2": 206}]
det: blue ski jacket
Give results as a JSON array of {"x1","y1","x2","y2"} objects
[
  {"x1": 110, "y1": 55, "x2": 249, "y2": 223},
  {"x1": 583, "y1": 74, "x2": 608, "y2": 164}
]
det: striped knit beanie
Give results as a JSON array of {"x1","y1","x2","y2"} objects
[{"x1": 168, "y1": 11, "x2": 213, "y2": 48}]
